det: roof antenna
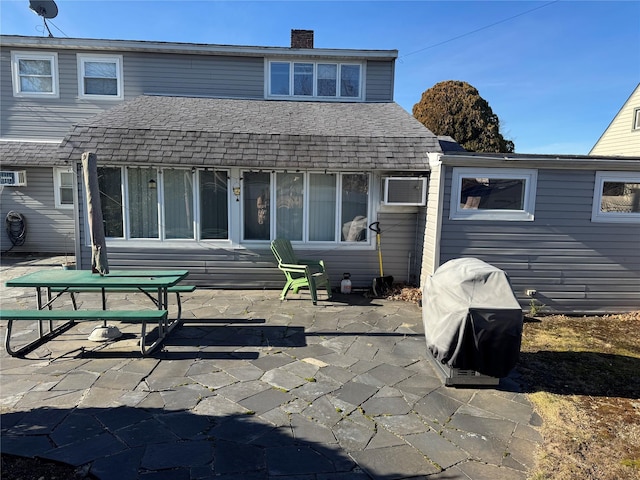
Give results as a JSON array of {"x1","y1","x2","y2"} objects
[{"x1": 29, "y1": 0, "x2": 58, "y2": 37}]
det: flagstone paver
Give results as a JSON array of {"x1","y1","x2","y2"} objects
[{"x1": 0, "y1": 255, "x2": 540, "y2": 479}]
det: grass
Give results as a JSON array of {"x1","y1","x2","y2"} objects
[{"x1": 518, "y1": 311, "x2": 640, "y2": 480}]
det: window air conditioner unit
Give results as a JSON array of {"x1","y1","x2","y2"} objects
[
  {"x1": 0, "y1": 171, "x2": 27, "y2": 186},
  {"x1": 383, "y1": 177, "x2": 426, "y2": 206}
]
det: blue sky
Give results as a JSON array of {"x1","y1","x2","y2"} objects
[{"x1": 2, "y1": 0, "x2": 639, "y2": 154}]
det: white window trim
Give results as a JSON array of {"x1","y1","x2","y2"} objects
[
  {"x1": 265, "y1": 59, "x2": 364, "y2": 101},
  {"x1": 53, "y1": 167, "x2": 74, "y2": 209},
  {"x1": 77, "y1": 54, "x2": 124, "y2": 100},
  {"x1": 239, "y1": 170, "x2": 374, "y2": 246},
  {"x1": 591, "y1": 171, "x2": 640, "y2": 223},
  {"x1": 633, "y1": 108, "x2": 640, "y2": 130},
  {"x1": 11, "y1": 51, "x2": 59, "y2": 98},
  {"x1": 450, "y1": 167, "x2": 538, "y2": 221},
  {"x1": 95, "y1": 166, "x2": 375, "y2": 248},
  {"x1": 383, "y1": 177, "x2": 427, "y2": 206},
  {"x1": 95, "y1": 166, "x2": 233, "y2": 244}
]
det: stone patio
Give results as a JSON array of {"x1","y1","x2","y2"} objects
[{"x1": 0, "y1": 255, "x2": 541, "y2": 479}]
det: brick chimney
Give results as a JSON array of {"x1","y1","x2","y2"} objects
[{"x1": 291, "y1": 29, "x2": 314, "y2": 49}]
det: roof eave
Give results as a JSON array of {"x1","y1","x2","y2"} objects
[
  {"x1": 439, "y1": 152, "x2": 640, "y2": 170},
  {"x1": 0, "y1": 35, "x2": 398, "y2": 60}
]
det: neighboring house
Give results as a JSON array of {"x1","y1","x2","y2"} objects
[
  {"x1": 422, "y1": 151, "x2": 640, "y2": 314},
  {"x1": 1, "y1": 31, "x2": 439, "y2": 288},
  {"x1": 590, "y1": 83, "x2": 640, "y2": 156}
]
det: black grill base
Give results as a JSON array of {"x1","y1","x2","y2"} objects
[{"x1": 427, "y1": 352, "x2": 499, "y2": 387}]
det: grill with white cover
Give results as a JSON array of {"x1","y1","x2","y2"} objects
[{"x1": 422, "y1": 258, "x2": 523, "y2": 385}]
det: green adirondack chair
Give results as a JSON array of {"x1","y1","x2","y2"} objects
[{"x1": 270, "y1": 238, "x2": 332, "y2": 305}]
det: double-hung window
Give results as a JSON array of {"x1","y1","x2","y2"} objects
[
  {"x1": 96, "y1": 167, "x2": 229, "y2": 240},
  {"x1": 78, "y1": 54, "x2": 123, "y2": 99},
  {"x1": 592, "y1": 171, "x2": 640, "y2": 223},
  {"x1": 268, "y1": 61, "x2": 362, "y2": 100},
  {"x1": 11, "y1": 51, "x2": 58, "y2": 97},
  {"x1": 53, "y1": 167, "x2": 74, "y2": 209},
  {"x1": 450, "y1": 168, "x2": 537, "y2": 221},
  {"x1": 242, "y1": 171, "x2": 369, "y2": 243}
]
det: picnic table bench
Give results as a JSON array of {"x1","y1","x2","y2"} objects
[{"x1": 0, "y1": 309, "x2": 168, "y2": 356}]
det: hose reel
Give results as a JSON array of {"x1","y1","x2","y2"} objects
[{"x1": 5, "y1": 211, "x2": 27, "y2": 249}]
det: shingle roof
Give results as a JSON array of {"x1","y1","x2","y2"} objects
[
  {"x1": 59, "y1": 96, "x2": 440, "y2": 170},
  {"x1": 0, "y1": 141, "x2": 64, "y2": 167}
]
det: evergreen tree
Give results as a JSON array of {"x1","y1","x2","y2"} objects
[{"x1": 413, "y1": 80, "x2": 515, "y2": 153}]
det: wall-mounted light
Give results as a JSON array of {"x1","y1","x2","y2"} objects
[
  {"x1": 232, "y1": 183, "x2": 241, "y2": 201},
  {"x1": 148, "y1": 179, "x2": 157, "y2": 189}
]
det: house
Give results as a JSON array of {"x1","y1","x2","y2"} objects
[
  {"x1": 2, "y1": 31, "x2": 639, "y2": 314},
  {"x1": 421, "y1": 151, "x2": 640, "y2": 314},
  {"x1": 1, "y1": 31, "x2": 439, "y2": 288},
  {"x1": 590, "y1": 83, "x2": 640, "y2": 156}
]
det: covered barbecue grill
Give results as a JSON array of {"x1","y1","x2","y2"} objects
[{"x1": 422, "y1": 257, "x2": 523, "y2": 385}]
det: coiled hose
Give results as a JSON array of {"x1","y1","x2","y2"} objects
[{"x1": 5, "y1": 211, "x2": 26, "y2": 252}]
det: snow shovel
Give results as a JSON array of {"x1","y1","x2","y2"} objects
[{"x1": 369, "y1": 222, "x2": 393, "y2": 296}]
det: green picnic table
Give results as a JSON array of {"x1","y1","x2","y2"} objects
[{"x1": 1, "y1": 269, "x2": 190, "y2": 356}]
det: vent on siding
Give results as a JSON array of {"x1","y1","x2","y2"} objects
[
  {"x1": 383, "y1": 177, "x2": 426, "y2": 206},
  {"x1": 0, "y1": 171, "x2": 27, "y2": 186}
]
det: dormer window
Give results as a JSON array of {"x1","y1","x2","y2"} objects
[
  {"x1": 267, "y1": 60, "x2": 362, "y2": 100},
  {"x1": 294, "y1": 63, "x2": 313, "y2": 96},
  {"x1": 317, "y1": 64, "x2": 337, "y2": 96}
]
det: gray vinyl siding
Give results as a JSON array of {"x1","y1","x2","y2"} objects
[
  {"x1": 365, "y1": 60, "x2": 394, "y2": 102},
  {"x1": 0, "y1": 48, "x2": 14, "y2": 127},
  {"x1": 77, "y1": 211, "x2": 420, "y2": 289},
  {"x1": 370, "y1": 211, "x2": 421, "y2": 285},
  {"x1": 0, "y1": 167, "x2": 75, "y2": 254},
  {"x1": 78, "y1": 245, "x2": 282, "y2": 287},
  {"x1": 438, "y1": 168, "x2": 640, "y2": 314},
  {"x1": 1, "y1": 49, "x2": 118, "y2": 140},
  {"x1": 122, "y1": 52, "x2": 264, "y2": 98},
  {"x1": 1, "y1": 47, "x2": 266, "y2": 140}
]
